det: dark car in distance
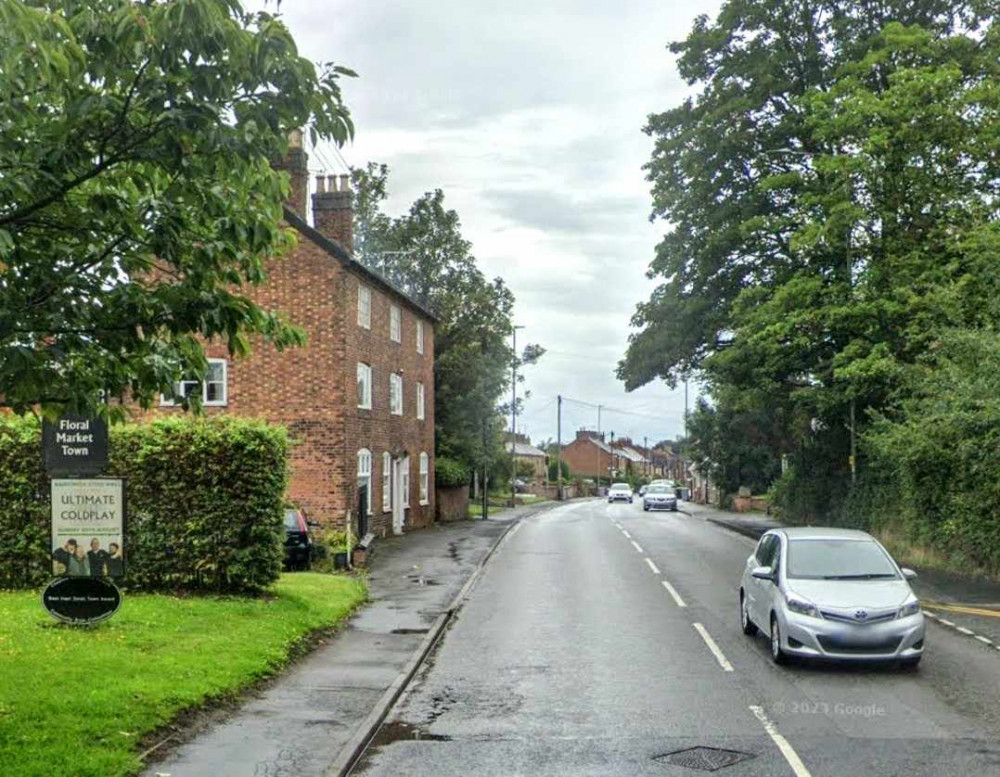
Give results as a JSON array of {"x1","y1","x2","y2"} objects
[{"x1": 284, "y1": 508, "x2": 314, "y2": 571}]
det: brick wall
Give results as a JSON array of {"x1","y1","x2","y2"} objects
[{"x1": 561, "y1": 437, "x2": 606, "y2": 479}]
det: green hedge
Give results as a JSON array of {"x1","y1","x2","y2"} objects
[
  {"x1": 435, "y1": 456, "x2": 470, "y2": 489},
  {"x1": 0, "y1": 415, "x2": 289, "y2": 593}
]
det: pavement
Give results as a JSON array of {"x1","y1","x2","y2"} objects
[
  {"x1": 692, "y1": 502, "x2": 1000, "y2": 650},
  {"x1": 142, "y1": 501, "x2": 558, "y2": 777},
  {"x1": 353, "y1": 498, "x2": 1000, "y2": 777}
]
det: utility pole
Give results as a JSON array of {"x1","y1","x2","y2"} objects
[
  {"x1": 510, "y1": 324, "x2": 524, "y2": 507},
  {"x1": 596, "y1": 404, "x2": 603, "y2": 491},
  {"x1": 684, "y1": 378, "x2": 689, "y2": 439},
  {"x1": 644, "y1": 435, "x2": 648, "y2": 477},
  {"x1": 556, "y1": 395, "x2": 563, "y2": 501},
  {"x1": 610, "y1": 430, "x2": 616, "y2": 481}
]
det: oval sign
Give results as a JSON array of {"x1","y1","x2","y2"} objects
[{"x1": 42, "y1": 576, "x2": 122, "y2": 625}]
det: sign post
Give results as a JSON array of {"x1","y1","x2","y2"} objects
[
  {"x1": 42, "y1": 414, "x2": 124, "y2": 626},
  {"x1": 42, "y1": 414, "x2": 108, "y2": 476}
]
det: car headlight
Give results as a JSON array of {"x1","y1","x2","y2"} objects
[
  {"x1": 785, "y1": 595, "x2": 821, "y2": 619},
  {"x1": 897, "y1": 599, "x2": 921, "y2": 618}
]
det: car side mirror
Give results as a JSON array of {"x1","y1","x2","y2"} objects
[
  {"x1": 900, "y1": 567, "x2": 917, "y2": 580},
  {"x1": 751, "y1": 565, "x2": 775, "y2": 582}
]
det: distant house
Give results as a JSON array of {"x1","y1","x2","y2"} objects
[
  {"x1": 505, "y1": 433, "x2": 547, "y2": 480},
  {"x1": 561, "y1": 430, "x2": 623, "y2": 480}
]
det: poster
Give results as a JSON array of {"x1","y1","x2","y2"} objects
[{"x1": 50, "y1": 479, "x2": 125, "y2": 578}]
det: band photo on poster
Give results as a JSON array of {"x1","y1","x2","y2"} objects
[{"x1": 50, "y1": 479, "x2": 125, "y2": 578}]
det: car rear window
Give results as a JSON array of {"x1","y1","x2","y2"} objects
[
  {"x1": 284, "y1": 510, "x2": 301, "y2": 531},
  {"x1": 786, "y1": 539, "x2": 899, "y2": 580}
]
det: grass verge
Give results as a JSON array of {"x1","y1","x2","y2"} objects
[{"x1": 0, "y1": 572, "x2": 367, "y2": 777}]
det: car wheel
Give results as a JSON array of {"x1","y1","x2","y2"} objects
[
  {"x1": 741, "y1": 591, "x2": 758, "y2": 636},
  {"x1": 900, "y1": 656, "x2": 922, "y2": 672},
  {"x1": 643, "y1": 505, "x2": 649, "y2": 512},
  {"x1": 770, "y1": 615, "x2": 787, "y2": 665}
]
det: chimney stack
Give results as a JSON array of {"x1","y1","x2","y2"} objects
[
  {"x1": 313, "y1": 172, "x2": 354, "y2": 252},
  {"x1": 273, "y1": 129, "x2": 309, "y2": 217}
]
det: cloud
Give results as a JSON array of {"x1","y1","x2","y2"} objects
[{"x1": 251, "y1": 0, "x2": 723, "y2": 443}]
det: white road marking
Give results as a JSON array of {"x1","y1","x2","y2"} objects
[
  {"x1": 939, "y1": 619, "x2": 955, "y2": 627},
  {"x1": 661, "y1": 580, "x2": 687, "y2": 608},
  {"x1": 630, "y1": 540, "x2": 644, "y2": 554},
  {"x1": 693, "y1": 623, "x2": 734, "y2": 672},
  {"x1": 923, "y1": 611, "x2": 938, "y2": 619},
  {"x1": 749, "y1": 705, "x2": 813, "y2": 777},
  {"x1": 621, "y1": 529, "x2": 632, "y2": 539},
  {"x1": 975, "y1": 635, "x2": 994, "y2": 645},
  {"x1": 956, "y1": 626, "x2": 975, "y2": 636},
  {"x1": 645, "y1": 558, "x2": 661, "y2": 575}
]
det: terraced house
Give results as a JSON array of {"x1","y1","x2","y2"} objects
[{"x1": 149, "y1": 134, "x2": 437, "y2": 537}]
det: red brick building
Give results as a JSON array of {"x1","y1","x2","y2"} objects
[
  {"x1": 146, "y1": 135, "x2": 436, "y2": 537},
  {"x1": 560, "y1": 430, "x2": 622, "y2": 481}
]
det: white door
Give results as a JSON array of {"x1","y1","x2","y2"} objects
[{"x1": 391, "y1": 458, "x2": 405, "y2": 535}]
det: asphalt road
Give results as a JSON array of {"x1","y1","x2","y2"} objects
[{"x1": 353, "y1": 498, "x2": 1000, "y2": 777}]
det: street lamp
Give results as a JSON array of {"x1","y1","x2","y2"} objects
[{"x1": 510, "y1": 324, "x2": 525, "y2": 507}]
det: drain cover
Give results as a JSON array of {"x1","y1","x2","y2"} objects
[{"x1": 654, "y1": 746, "x2": 754, "y2": 772}]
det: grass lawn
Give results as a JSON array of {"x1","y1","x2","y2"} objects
[{"x1": 0, "y1": 573, "x2": 367, "y2": 777}]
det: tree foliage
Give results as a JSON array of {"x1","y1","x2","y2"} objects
[
  {"x1": 351, "y1": 163, "x2": 544, "y2": 474},
  {"x1": 0, "y1": 0, "x2": 354, "y2": 418},
  {"x1": 623, "y1": 0, "x2": 1000, "y2": 525}
]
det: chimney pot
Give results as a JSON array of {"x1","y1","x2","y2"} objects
[
  {"x1": 315, "y1": 175, "x2": 325, "y2": 194},
  {"x1": 327, "y1": 175, "x2": 337, "y2": 192},
  {"x1": 339, "y1": 174, "x2": 350, "y2": 193}
]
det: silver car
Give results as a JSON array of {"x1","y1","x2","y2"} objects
[
  {"x1": 739, "y1": 527, "x2": 925, "y2": 668},
  {"x1": 642, "y1": 484, "x2": 678, "y2": 512},
  {"x1": 607, "y1": 483, "x2": 633, "y2": 503}
]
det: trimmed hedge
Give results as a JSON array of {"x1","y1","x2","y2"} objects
[
  {"x1": 0, "y1": 415, "x2": 289, "y2": 593},
  {"x1": 435, "y1": 456, "x2": 470, "y2": 489}
]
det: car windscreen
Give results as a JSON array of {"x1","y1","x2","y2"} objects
[
  {"x1": 647, "y1": 485, "x2": 671, "y2": 494},
  {"x1": 284, "y1": 510, "x2": 301, "y2": 531},
  {"x1": 786, "y1": 539, "x2": 899, "y2": 580},
  {"x1": 611, "y1": 483, "x2": 630, "y2": 490}
]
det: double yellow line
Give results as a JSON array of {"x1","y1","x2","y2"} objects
[{"x1": 921, "y1": 600, "x2": 1000, "y2": 619}]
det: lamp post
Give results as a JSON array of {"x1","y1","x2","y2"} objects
[{"x1": 510, "y1": 324, "x2": 525, "y2": 507}]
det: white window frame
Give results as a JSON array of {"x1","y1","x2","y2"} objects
[
  {"x1": 357, "y1": 362, "x2": 372, "y2": 409},
  {"x1": 416, "y1": 320, "x2": 424, "y2": 355},
  {"x1": 402, "y1": 455, "x2": 410, "y2": 508},
  {"x1": 358, "y1": 448, "x2": 373, "y2": 515},
  {"x1": 382, "y1": 452, "x2": 391, "y2": 513},
  {"x1": 416, "y1": 382, "x2": 425, "y2": 420},
  {"x1": 161, "y1": 358, "x2": 228, "y2": 407},
  {"x1": 390, "y1": 304, "x2": 401, "y2": 343},
  {"x1": 358, "y1": 284, "x2": 371, "y2": 330},
  {"x1": 390, "y1": 372, "x2": 403, "y2": 416},
  {"x1": 419, "y1": 452, "x2": 429, "y2": 505}
]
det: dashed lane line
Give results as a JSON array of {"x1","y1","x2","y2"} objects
[
  {"x1": 749, "y1": 705, "x2": 813, "y2": 777},
  {"x1": 662, "y1": 580, "x2": 687, "y2": 608},
  {"x1": 630, "y1": 540, "x2": 644, "y2": 554},
  {"x1": 621, "y1": 529, "x2": 632, "y2": 539},
  {"x1": 921, "y1": 610, "x2": 1000, "y2": 655},
  {"x1": 645, "y1": 558, "x2": 661, "y2": 575},
  {"x1": 693, "y1": 622, "x2": 734, "y2": 672}
]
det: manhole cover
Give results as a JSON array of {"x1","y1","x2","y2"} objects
[{"x1": 653, "y1": 746, "x2": 754, "y2": 772}]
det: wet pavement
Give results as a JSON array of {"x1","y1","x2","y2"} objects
[
  {"x1": 142, "y1": 504, "x2": 554, "y2": 777},
  {"x1": 354, "y1": 499, "x2": 1000, "y2": 777}
]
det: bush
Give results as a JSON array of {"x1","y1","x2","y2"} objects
[
  {"x1": 0, "y1": 415, "x2": 289, "y2": 593},
  {"x1": 548, "y1": 459, "x2": 570, "y2": 481},
  {"x1": 435, "y1": 456, "x2": 470, "y2": 489}
]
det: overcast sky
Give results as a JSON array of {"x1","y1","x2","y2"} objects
[{"x1": 262, "y1": 0, "x2": 723, "y2": 447}]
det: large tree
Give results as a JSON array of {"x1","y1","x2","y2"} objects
[
  {"x1": 351, "y1": 163, "x2": 543, "y2": 476},
  {"x1": 621, "y1": 0, "x2": 1000, "y2": 513},
  {"x1": 0, "y1": 0, "x2": 354, "y2": 418}
]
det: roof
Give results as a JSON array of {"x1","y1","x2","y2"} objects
[
  {"x1": 505, "y1": 441, "x2": 546, "y2": 458},
  {"x1": 616, "y1": 446, "x2": 647, "y2": 463},
  {"x1": 283, "y1": 207, "x2": 438, "y2": 322},
  {"x1": 582, "y1": 436, "x2": 612, "y2": 454},
  {"x1": 777, "y1": 527, "x2": 875, "y2": 541}
]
